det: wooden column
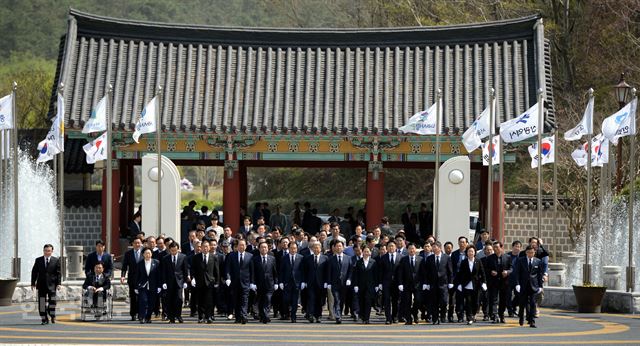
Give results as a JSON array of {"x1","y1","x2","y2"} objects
[
  {"x1": 223, "y1": 160, "x2": 241, "y2": 234},
  {"x1": 101, "y1": 165, "x2": 121, "y2": 256},
  {"x1": 366, "y1": 162, "x2": 384, "y2": 231}
]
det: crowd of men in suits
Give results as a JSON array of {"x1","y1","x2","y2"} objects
[{"x1": 32, "y1": 218, "x2": 549, "y2": 328}]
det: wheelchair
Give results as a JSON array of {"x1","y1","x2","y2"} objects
[{"x1": 80, "y1": 288, "x2": 113, "y2": 321}]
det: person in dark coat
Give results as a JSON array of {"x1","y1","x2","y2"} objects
[
  {"x1": 135, "y1": 248, "x2": 161, "y2": 323},
  {"x1": 302, "y1": 241, "x2": 328, "y2": 323},
  {"x1": 424, "y1": 241, "x2": 453, "y2": 324},
  {"x1": 191, "y1": 240, "x2": 220, "y2": 323},
  {"x1": 380, "y1": 241, "x2": 403, "y2": 324},
  {"x1": 120, "y1": 238, "x2": 144, "y2": 321},
  {"x1": 485, "y1": 241, "x2": 512, "y2": 323},
  {"x1": 352, "y1": 246, "x2": 379, "y2": 324},
  {"x1": 454, "y1": 245, "x2": 487, "y2": 325},
  {"x1": 396, "y1": 243, "x2": 425, "y2": 325},
  {"x1": 82, "y1": 262, "x2": 111, "y2": 314},
  {"x1": 84, "y1": 240, "x2": 113, "y2": 278},
  {"x1": 31, "y1": 244, "x2": 61, "y2": 325},
  {"x1": 161, "y1": 242, "x2": 189, "y2": 323},
  {"x1": 254, "y1": 242, "x2": 278, "y2": 323},
  {"x1": 326, "y1": 239, "x2": 352, "y2": 324},
  {"x1": 279, "y1": 242, "x2": 304, "y2": 322},
  {"x1": 513, "y1": 245, "x2": 545, "y2": 328},
  {"x1": 224, "y1": 239, "x2": 254, "y2": 324}
]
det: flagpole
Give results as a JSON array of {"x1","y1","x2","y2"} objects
[
  {"x1": 627, "y1": 89, "x2": 637, "y2": 292},
  {"x1": 498, "y1": 135, "x2": 504, "y2": 243},
  {"x1": 11, "y1": 81, "x2": 19, "y2": 279},
  {"x1": 584, "y1": 89, "x2": 593, "y2": 285},
  {"x1": 552, "y1": 130, "x2": 558, "y2": 262},
  {"x1": 58, "y1": 83, "x2": 65, "y2": 280},
  {"x1": 487, "y1": 88, "x2": 495, "y2": 237},
  {"x1": 536, "y1": 89, "x2": 544, "y2": 239},
  {"x1": 433, "y1": 89, "x2": 442, "y2": 239},
  {"x1": 106, "y1": 85, "x2": 113, "y2": 255},
  {"x1": 156, "y1": 86, "x2": 162, "y2": 237}
]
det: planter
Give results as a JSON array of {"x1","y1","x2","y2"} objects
[
  {"x1": 572, "y1": 285, "x2": 607, "y2": 313},
  {"x1": 0, "y1": 278, "x2": 19, "y2": 306}
]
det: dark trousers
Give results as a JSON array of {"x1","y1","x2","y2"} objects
[
  {"x1": 331, "y1": 285, "x2": 346, "y2": 320},
  {"x1": 508, "y1": 283, "x2": 518, "y2": 315},
  {"x1": 488, "y1": 284, "x2": 508, "y2": 319},
  {"x1": 358, "y1": 289, "x2": 374, "y2": 321},
  {"x1": 455, "y1": 289, "x2": 465, "y2": 319},
  {"x1": 306, "y1": 285, "x2": 325, "y2": 318},
  {"x1": 257, "y1": 288, "x2": 274, "y2": 321},
  {"x1": 400, "y1": 288, "x2": 421, "y2": 323},
  {"x1": 518, "y1": 288, "x2": 538, "y2": 324},
  {"x1": 197, "y1": 285, "x2": 214, "y2": 320},
  {"x1": 479, "y1": 287, "x2": 489, "y2": 316},
  {"x1": 463, "y1": 288, "x2": 479, "y2": 321},
  {"x1": 166, "y1": 287, "x2": 184, "y2": 320},
  {"x1": 429, "y1": 285, "x2": 448, "y2": 321},
  {"x1": 37, "y1": 290, "x2": 57, "y2": 321},
  {"x1": 447, "y1": 288, "x2": 456, "y2": 319},
  {"x1": 128, "y1": 285, "x2": 138, "y2": 318},
  {"x1": 232, "y1": 285, "x2": 250, "y2": 321},
  {"x1": 383, "y1": 284, "x2": 400, "y2": 322},
  {"x1": 272, "y1": 287, "x2": 282, "y2": 317},
  {"x1": 284, "y1": 284, "x2": 300, "y2": 320},
  {"x1": 345, "y1": 286, "x2": 358, "y2": 316},
  {"x1": 138, "y1": 288, "x2": 157, "y2": 320}
]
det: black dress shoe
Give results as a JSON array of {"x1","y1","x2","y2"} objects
[
  {"x1": 291, "y1": 319, "x2": 296, "y2": 323},
  {"x1": 177, "y1": 317, "x2": 184, "y2": 323},
  {"x1": 519, "y1": 318, "x2": 524, "y2": 326},
  {"x1": 198, "y1": 319, "x2": 205, "y2": 324},
  {"x1": 364, "y1": 320, "x2": 370, "y2": 324},
  {"x1": 385, "y1": 321, "x2": 391, "y2": 325},
  {"x1": 169, "y1": 319, "x2": 175, "y2": 324},
  {"x1": 457, "y1": 318, "x2": 464, "y2": 323},
  {"x1": 500, "y1": 318, "x2": 505, "y2": 324},
  {"x1": 50, "y1": 317, "x2": 56, "y2": 324},
  {"x1": 336, "y1": 318, "x2": 342, "y2": 324},
  {"x1": 307, "y1": 316, "x2": 315, "y2": 323},
  {"x1": 41, "y1": 320, "x2": 49, "y2": 325},
  {"x1": 448, "y1": 317, "x2": 454, "y2": 323},
  {"x1": 530, "y1": 323, "x2": 537, "y2": 328},
  {"x1": 145, "y1": 319, "x2": 152, "y2": 323},
  {"x1": 139, "y1": 320, "x2": 145, "y2": 324},
  {"x1": 404, "y1": 321, "x2": 412, "y2": 325},
  {"x1": 315, "y1": 317, "x2": 321, "y2": 323},
  {"x1": 432, "y1": 320, "x2": 439, "y2": 325},
  {"x1": 241, "y1": 318, "x2": 247, "y2": 324}
]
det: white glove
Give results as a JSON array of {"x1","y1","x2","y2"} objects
[
  {"x1": 95, "y1": 287, "x2": 104, "y2": 292},
  {"x1": 250, "y1": 284, "x2": 257, "y2": 291},
  {"x1": 183, "y1": 283, "x2": 188, "y2": 289},
  {"x1": 274, "y1": 284, "x2": 279, "y2": 290},
  {"x1": 301, "y1": 282, "x2": 307, "y2": 290},
  {"x1": 481, "y1": 283, "x2": 487, "y2": 291},
  {"x1": 327, "y1": 284, "x2": 332, "y2": 290},
  {"x1": 225, "y1": 279, "x2": 231, "y2": 287},
  {"x1": 162, "y1": 283, "x2": 168, "y2": 290},
  {"x1": 157, "y1": 287, "x2": 162, "y2": 293},
  {"x1": 398, "y1": 285, "x2": 404, "y2": 292},
  {"x1": 537, "y1": 287, "x2": 543, "y2": 294},
  {"x1": 422, "y1": 284, "x2": 428, "y2": 291},
  {"x1": 346, "y1": 279, "x2": 351, "y2": 286},
  {"x1": 279, "y1": 283, "x2": 284, "y2": 290},
  {"x1": 447, "y1": 283, "x2": 454, "y2": 289},
  {"x1": 374, "y1": 286, "x2": 379, "y2": 292},
  {"x1": 323, "y1": 283, "x2": 328, "y2": 289},
  {"x1": 378, "y1": 284, "x2": 383, "y2": 291},
  {"x1": 515, "y1": 285, "x2": 521, "y2": 293},
  {"x1": 191, "y1": 278, "x2": 196, "y2": 287},
  {"x1": 87, "y1": 286, "x2": 95, "y2": 291},
  {"x1": 134, "y1": 289, "x2": 138, "y2": 294},
  {"x1": 425, "y1": 284, "x2": 431, "y2": 291},
  {"x1": 457, "y1": 285, "x2": 462, "y2": 292},
  {"x1": 354, "y1": 286, "x2": 359, "y2": 293},
  {"x1": 214, "y1": 284, "x2": 219, "y2": 288}
]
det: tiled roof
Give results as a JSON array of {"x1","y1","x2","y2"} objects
[
  {"x1": 64, "y1": 137, "x2": 94, "y2": 174},
  {"x1": 51, "y1": 9, "x2": 555, "y2": 135}
]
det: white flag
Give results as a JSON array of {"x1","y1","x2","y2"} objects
[
  {"x1": 399, "y1": 100, "x2": 442, "y2": 135},
  {"x1": 0, "y1": 94, "x2": 13, "y2": 130},
  {"x1": 571, "y1": 134, "x2": 609, "y2": 168},
  {"x1": 82, "y1": 95, "x2": 107, "y2": 134},
  {"x1": 499, "y1": 102, "x2": 542, "y2": 143},
  {"x1": 132, "y1": 96, "x2": 158, "y2": 143},
  {"x1": 481, "y1": 135, "x2": 501, "y2": 166},
  {"x1": 602, "y1": 98, "x2": 637, "y2": 145},
  {"x1": 82, "y1": 132, "x2": 108, "y2": 164},
  {"x1": 528, "y1": 136, "x2": 555, "y2": 169},
  {"x1": 462, "y1": 99, "x2": 496, "y2": 153},
  {"x1": 564, "y1": 96, "x2": 593, "y2": 141},
  {"x1": 36, "y1": 94, "x2": 64, "y2": 162}
]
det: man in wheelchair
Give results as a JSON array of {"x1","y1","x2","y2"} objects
[{"x1": 82, "y1": 262, "x2": 111, "y2": 315}]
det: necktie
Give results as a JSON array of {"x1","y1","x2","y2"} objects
[
  {"x1": 135, "y1": 250, "x2": 139, "y2": 262},
  {"x1": 338, "y1": 255, "x2": 342, "y2": 267},
  {"x1": 391, "y1": 254, "x2": 395, "y2": 264},
  {"x1": 314, "y1": 255, "x2": 318, "y2": 268},
  {"x1": 173, "y1": 256, "x2": 176, "y2": 266},
  {"x1": 411, "y1": 257, "x2": 415, "y2": 269},
  {"x1": 529, "y1": 259, "x2": 532, "y2": 272},
  {"x1": 290, "y1": 255, "x2": 294, "y2": 268},
  {"x1": 240, "y1": 253, "x2": 244, "y2": 266},
  {"x1": 205, "y1": 254, "x2": 208, "y2": 265},
  {"x1": 45, "y1": 258, "x2": 49, "y2": 268},
  {"x1": 436, "y1": 256, "x2": 440, "y2": 267},
  {"x1": 263, "y1": 256, "x2": 267, "y2": 269}
]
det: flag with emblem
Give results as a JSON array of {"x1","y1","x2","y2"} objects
[
  {"x1": 528, "y1": 136, "x2": 555, "y2": 168},
  {"x1": 462, "y1": 99, "x2": 496, "y2": 152},
  {"x1": 82, "y1": 95, "x2": 107, "y2": 133},
  {"x1": 601, "y1": 97, "x2": 637, "y2": 145},
  {"x1": 499, "y1": 102, "x2": 542, "y2": 143},
  {"x1": 132, "y1": 96, "x2": 158, "y2": 143},
  {"x1": 0, "y1": 94, "x2": 13, "y2": 130},
  {"x1": 564, "y1": 96, "x2": 593, "y2": 141},
  {"x1": 571, "y1": 134, "x2": 609, "y2": 168},
  {"x1": 36, "y1": 93, "x2": 64, "y2": 162},
  {"x1": 399, "y1": 100, "x2": 442, "y2": 135},
  {"x1": 83, "y1": 132, "x2": 108, "y2": 164},
  {"x1": 481, "y1": 135, "x2": 501, "y2": 166}
]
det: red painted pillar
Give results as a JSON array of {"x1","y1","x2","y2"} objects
[
  {"x1": 490, "y1": 181, "x2": 504, "y2": 242},
  {"x1": 223, "y1": 160, "x2": 241, "y2": 235},
  {"x1": 239, "y1": 162, "x2": 248, "y2": 213},
  {"x1": 366, "y1": 163, "x2": 384, "y2": 232},
  {"x1": 101, "y1": 166, "x2": 121, "y2": 256}
]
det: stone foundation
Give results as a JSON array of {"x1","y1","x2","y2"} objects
[
  {"x1": 540, "y1": 286, "x2": 640, "y2": 314},
  {"x1": 12, "y1": 281, "x2": 128, "y2": 303}
]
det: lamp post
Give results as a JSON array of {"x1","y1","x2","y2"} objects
[{"x1": 613, "y1": 73, "x2": 631, "y2": 192}]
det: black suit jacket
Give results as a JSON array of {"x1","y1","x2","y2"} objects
[
  {"x1": 279, "y1": 253, "x2": 304, "y2": 287},
  {"x1": 380, "y1": 252, "x2": 403, "y2": 288},
  {"x1": 485, "y1": 253, "x2": 512, "y2": 288},
  {"x1": 353, "y1": 258, "x2": 380, "y2": 294},
  {"x1": 82, "y1": 272, "x2": 111, "y2": 290},
  {"x1": 303, "y1": 253, "x2": 328, "y2": 288},
  {"x1": 31, "y1": 256, "x2": 61, "y2": 292},
  {"x1": 513, "y1": 256, "x2": 544, "y2": 292},
  {"x1": 136, "y1": 259, "x2": 161, "y2": 290},
  {"x1": 425, "y1": 253, "x2": 453, "y2": 288},
  {"x1": 455, "y1": 258, "x2": 486, "y2": 290},
  {"x1": 84, "y1": 252, "x2": 113, "y2": 278},
  {"x1": 192, "y1": 252, "x2": 221, "y2": 288},
  {"x1": 161, "y1": 253, "x2": 189, "y2": 288},
  {"x1": 121, "y1": 248, "x2": 143, "y2": 283},
  {"x1": 225, "y1": 251, "x2": 254, "y2": 289},
  {"x1": 254, "y1": 254, "x2": 278, "y2": 291},
  {"x1": 397, "y1": 255, "x2": 425, "y2": 291},
  {"x1": 327, "y1": 254, "x2": 352, "y2": 288}
]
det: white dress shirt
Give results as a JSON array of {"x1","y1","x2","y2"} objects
[{"x1": 465, "y1": 259, "x2": 474, "y2": 290}]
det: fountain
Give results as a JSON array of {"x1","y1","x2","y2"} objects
[{"x1": 0, "y1": 150, "x2": 61, "y2": 283}]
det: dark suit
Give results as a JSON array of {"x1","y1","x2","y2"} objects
[
  {"x1": 136, "y1": 259, "x2": 161, "y2": 321},
  {"x1": 121, "y1": 248, "x2": 143, "y2": 318},
  {"x1": 303, "y1": 253, "x2": 328, "y2": 320},
  {"x1": 327, "y1": 253, "x2": 352, "y2": 321},
  {"x1": 455, "y1": 258, "x2": 486, "y2": 321},
  {"x1": 254, "y1": 254, "x2": 277, "y2": 322},
  {"x1": 84, "y1": 252, "x2": 113, "y2": 278},
  {"x1": 485, "y1": 253, "x2": 512, "y2": 320},
  {"x1": 82, "y1": 272, "x2": 111, "y2": 306},
  {"x1": 397, "y1": 255, "x2": 424, "y2": 323},
  {"x1": 225, "y1": 251, "x2": 254, "y2": 322},
  {"x1": 31, "y1": 256, "x2": 61, "y2": 321},
  {"x1": 425, "y1": 253, "x2": 453, "y2": 322},
  {"x1": 273, "y1": 249, "x2": 289, "y2": 318},
  {"x1": 513, "y1": 256, "x2": 544, "y2": 325},
  {"x1": 380, "y1": 252, "x2": 403, "y2": 323},
  {"x1": 449, "y1": 249, "x2": 467, "y2": 320},
  {"x1": 192, "y1": 252, "x2": 220, "y2": 321},
  {"x1": 279, "y1": 253, "x2": 304, "y2": 321},
  {"x1": 353, "y1": 258, "x2": 379, "y2": 322},
  {"x1": 161, "y1": 253, "x2": 189, "y2": 321}
]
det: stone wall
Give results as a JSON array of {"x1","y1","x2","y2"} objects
[
  {"x1": 64, "y1": 206, "x2": 102, "y2": 254},
  {"x1": 503, "y1": 194, "x2": 574, "y2": 257}
]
